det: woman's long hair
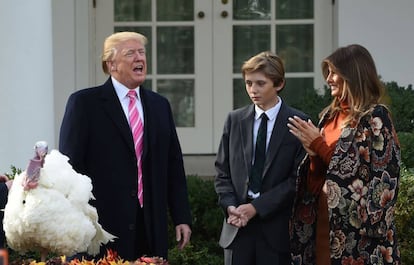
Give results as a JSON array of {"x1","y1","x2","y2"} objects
[{"x1": 320, "y1": 44, "x2": 386, "y2": 127}]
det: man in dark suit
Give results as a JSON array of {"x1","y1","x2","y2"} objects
[
  {"x1": 59, "y1": 31, "x2": 192, "y2": 261},
  {"x1": 214, "y1": 51, "x2": 308, "y2": 265}
]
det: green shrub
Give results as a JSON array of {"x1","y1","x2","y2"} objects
[
  {"x1": 4, "y1": 165, "x2": 21, "y2": 180},
  {"x1": 168, "y1": 243, "x2": 222, "y2": 265},
  {"x1": 287, "y1": 86, "x2": 331, "y2": 124},
  {"x1": 168, "y1": 175, "x2": 223, "y2": 265},
  {"x1": 398, "y1": 132, "x2": 414, "y2": 170},
  {"x1": 384, "y1": 82, "x2": 414, "y2": 133},
  {"x1": 395, "y1": 167, "x2": 414, "y2": 264}
]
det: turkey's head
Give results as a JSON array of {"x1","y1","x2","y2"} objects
[{"x1": 22, "y1": 141, "x2": 48, "y2": 190}]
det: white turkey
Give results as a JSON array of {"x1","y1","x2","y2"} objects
[{"x1": 3, "y1": 141, "x2": 116, "y2": 260}]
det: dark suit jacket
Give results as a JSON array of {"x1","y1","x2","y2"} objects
[
  {"x1": 0, "y1": 183, "x2": 8, "y2": 247},
  {"x1": 59, "y1": 77, "x2": 192, "y2": 260},
  {"x1": 215, "y1": 101, "x2": 308, "y2": 253}
]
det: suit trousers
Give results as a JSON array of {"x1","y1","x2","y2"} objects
[{"x1": 226, "y1": 217, "x2": 291, "y2": 265}]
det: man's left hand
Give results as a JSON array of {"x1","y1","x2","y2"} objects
[{"x1": 175, "y1": 224, "x2": 192, "y2": 250}]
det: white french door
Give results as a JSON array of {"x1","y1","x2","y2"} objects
[{"x1": 94, "y1": 0, "x2": 332, "y2": 154}]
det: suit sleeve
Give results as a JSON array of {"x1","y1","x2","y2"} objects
[
  {"x1": 59, "y1": 93, "x2": 88, "y2": 173},
  {"x1": 214, "y1": 113, "x2": 238, "y2": 215},
  {"x1": 165, "y1": 102, "x2": 192, "y2": 226}
]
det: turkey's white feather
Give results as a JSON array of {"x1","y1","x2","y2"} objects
[{"x1": 3, "y1": 149, "x2": 116, "y2": 256}]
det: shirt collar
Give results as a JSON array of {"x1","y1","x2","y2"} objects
[
  {"x1": 254, "y1": 96, "x2": 282, "y2": 121},
  {"x1": 111, "y1": 76, "x2": 142, "y2": 102}
]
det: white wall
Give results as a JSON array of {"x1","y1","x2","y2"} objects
[
  {"x1": 0, "y1": 0, "x2": 92, "y2": 173},
  {"x1": 337, "y1": 0, "x2": 414, "y2": 87},
  {"x1": 0, "y1": 0, "x2": 55, "y2": 172}
]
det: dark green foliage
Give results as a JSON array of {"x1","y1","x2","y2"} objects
[
  {"x1": 384, "y1": 81, "x2": 414, "y2": 169},
  {"x1": 395, "y1": 168, "x2": 414, "y2": 264},
  {"x1": 168, "y1": 244, "x2": 222, "y2": 265},
  {"x1": 4, "y1": 165, "x2": 22, "y2": 180},
  {"x1": 398, "y1": 132, "x2": 414, "y2": 170},
  {"x1": 287, "y1": 86, "x2": 332, "y2": 124},
  {"x1": 384, "y1": 82, "x2": 414, "y2": 133},
  {"x1": 168, "y1": 175, "x2": 223, "y2": 265},
  {"x1": 285, "y1": 81, "x2": 414, "y2": 133},
  {"x1": 185, "y1": 176, "x2": 222, "y2": 246},
  {"x1": 8, "y1": 250, "x2": 55, "y2": 264}
]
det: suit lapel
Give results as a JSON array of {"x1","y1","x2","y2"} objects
[
  {"x1": 138, "y1": 86, "x2": 150, "y2": 159},
  {"x1": 100, "y1": 78, "x2": 135, "y2": 154},
  {"x1": 240, "y1": 106, "x2": 255, "y2": 176},
  {"x1": 262, "y1": 102, "x2": 289, "y2": 177}
]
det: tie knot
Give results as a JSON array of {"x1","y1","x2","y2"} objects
[
  {"x1": 260, "y1": 113, "x2": 268, "y2": 121},
  {"x1": 127, "y1": 90, "x2": 137, "y2": 99}
]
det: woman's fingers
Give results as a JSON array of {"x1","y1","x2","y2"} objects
[{"x1": 288, "y1": 116, "x2": 307, "y2": 137}]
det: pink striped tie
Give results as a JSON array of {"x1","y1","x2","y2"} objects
[{"x1": 127, "y1": 90, "x2": 144, "y2": 207}]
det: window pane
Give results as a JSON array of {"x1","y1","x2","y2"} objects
[
  {"x1": 156, "y1": 0, "x2": 193, "y2": 21},
  {"x1": 233, "y1": 78, "x2": 250, "y2": 109},
  {"x1": 233, "y1": 25, "x2": 270, "y2": 73},
  {"x1": 142, "y1": 79, "x2": 153, "y2": 91},
  {"x1": 276, "y1": 0, "x2": 314, "y2": 19},
  {"x1": 234, "y1": 0, "x2": 271, "y2": 20},
  {"x1": 282, "y1": 78, "x2": 314, "y2": 107},
  {"x1": 276, "y1": 24, "x2": 314, "y2": 72},
  {"x1": 157, "y1": 27, "x2": 194, "y2": 74},
  {"x1": 115, "y1": 0, "x2": 151, "y2": 22},
  {"x1": 157, "y1": 79, "x2": 195, "y2": 127},
  {"x1": 114, "y1": 27, "x2": 152, "y2": 75}
]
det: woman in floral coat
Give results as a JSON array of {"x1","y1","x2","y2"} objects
[{"x1": 287, "y1": 44, "x2": 401, "y2": 265}]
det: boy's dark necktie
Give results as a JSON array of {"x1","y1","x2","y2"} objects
[{"x1": 249, "y1": 113, "x2": 268, "y2": 194}]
